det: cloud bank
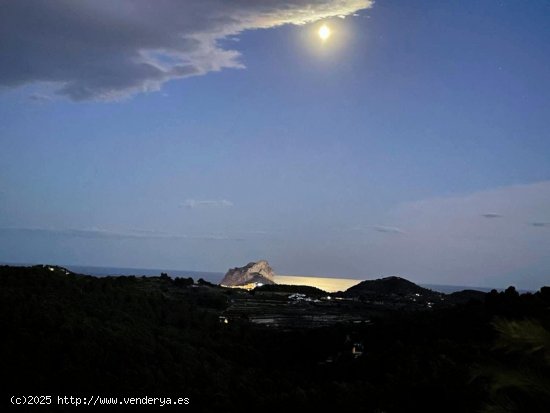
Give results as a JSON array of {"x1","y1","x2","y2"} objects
[
  {"x1": 481, "y1": 213, "x2": 503, "y2": 219},
  {"x1": 530, "y1": 222, "x2": 550, "y2": 228},
  {"x1": 28, "y1": 93, "x2": 54, "y2": 102},
  {"x1": 0, "y1": 0, "x2": 372, "y2": 101},
  {"x1": 0, "y1": 227, "x2": 243, "y2": 241},
  {"x1": 385, "y1": 181, "x2": 550, "y2": 288},
  {"x1": 372, "y1": 225, "x2": 405, "y2": 234},
  {"x1": 181, "y1": 199, "x2": 234, "y2": 209}
]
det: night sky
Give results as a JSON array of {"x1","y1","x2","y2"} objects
[{"x1": 1, "y1": 1, "x2": 549, "y2": 288}]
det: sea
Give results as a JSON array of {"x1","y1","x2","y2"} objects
[{"x1": 3, "y1": 263, "x2": 506, "y2": 294}]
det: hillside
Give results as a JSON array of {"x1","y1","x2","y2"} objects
[
  {"x1": 254, "y1": 283, "x2": 327, "y2": 297},
  {"x1": 2, "y1": 265, "x2": 550, "y2": 412}
]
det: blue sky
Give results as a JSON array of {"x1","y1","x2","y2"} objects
[{"x1": 1, "y1": 0, "x2": 549, "y2": 288}]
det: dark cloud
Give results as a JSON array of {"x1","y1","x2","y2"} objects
[
  {"x1": 0, "y1": 0, "x2": 372, "y2": 101},
  {"x1": 530, "y1": 222, "x2": 550, "y2": 227},
  {"x1": 481, "y1": 213, "x2": 503, "y2": 218}
]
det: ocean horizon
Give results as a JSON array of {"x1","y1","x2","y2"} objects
[{"x1": 1, "y1": 262, "x2": 512, "y2": 294}]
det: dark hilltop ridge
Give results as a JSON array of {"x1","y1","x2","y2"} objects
[
  {"x1": 1, "y1": 263, "x2": 549, "y2": 412},
  {"x1": 346, "y1": 275, "x2": 437, "y2": 296},
  {"x1": 447, "y1": 288, "x2": 489, "y2": 304}
]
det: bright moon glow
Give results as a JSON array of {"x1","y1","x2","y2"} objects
[{"x1": 318, "y1": 24, "x2": 331, "y2": 41}]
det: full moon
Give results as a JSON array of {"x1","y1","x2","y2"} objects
[{"x1": 318, "y1": 24, "x2": 331, "y2": 41}]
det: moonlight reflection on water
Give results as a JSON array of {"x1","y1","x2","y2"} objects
[{"x1": 275, "y1": 275, "x2": 362, "y2": 292}]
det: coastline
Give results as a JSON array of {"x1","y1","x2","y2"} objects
[{"x1": 1, "y1": 262, "x2": 519, "y2": 293}]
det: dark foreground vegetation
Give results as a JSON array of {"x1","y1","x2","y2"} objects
[{"x1": 1, "y1": 265, "x2": 549, "y2": 412}]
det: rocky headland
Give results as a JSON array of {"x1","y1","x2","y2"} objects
[{"x1": 220, "y1": 260, "x2": 276, "y2": 287}]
